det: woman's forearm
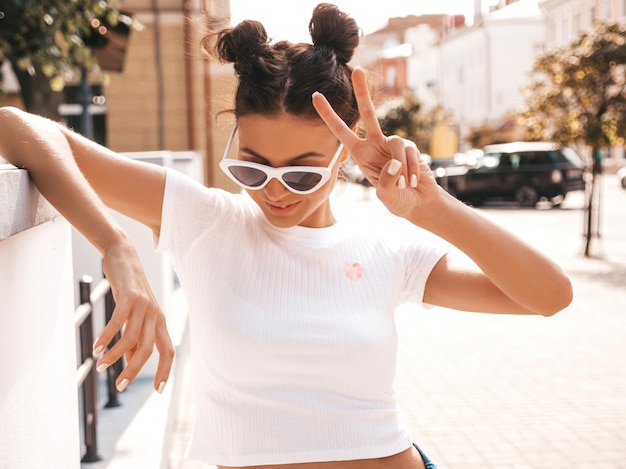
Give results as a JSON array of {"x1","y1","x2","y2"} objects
[
  {"x1": 0, "y1": 106, "x2": 175, "y2": 390},
  {"x1": 0, "y1": 107, "x2": 126, "y2": 254},
  {"x1": 413, "y1": 187, "x2": 573, "y2": 316}
]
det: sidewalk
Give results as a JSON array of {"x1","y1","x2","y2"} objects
[
  {"x1": 87, "y1": 178, "x2": 626, "y2": 469},
  {"x1": 81, "y1": 289, "x2": 190, "y2": 469}
]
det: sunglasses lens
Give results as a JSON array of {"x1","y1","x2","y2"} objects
[
  {"x1": 228, "y1": 166, "x2": 268, "y2": 188},
  {"x1": 282, "y1": 171, "x2": 323, "y2": 192}
]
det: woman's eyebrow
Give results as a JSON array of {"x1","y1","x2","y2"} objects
[{"x1": 240, "y1": 147, "x2": 326, "y2": 165}]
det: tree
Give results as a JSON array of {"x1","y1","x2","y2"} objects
[
  {"x1": 466, "y1": 113, "x2": 529, "y2": 149},
  {"x1": 377, "y1": 93, "x2": 455, "y2": 154},
  {"x1": 519, "y1": 20, "x2": 626, "y2": 257},
  {"x1": 0, "y1": 0, "x2": 137, "y2": 120}
]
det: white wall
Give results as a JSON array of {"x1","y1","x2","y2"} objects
[
  {"x1": 489, "y1": 20, "x2": 545, "y2": 117},
  {"x1": 0, "y1": 169, "x2": 79, "y2": 469}
]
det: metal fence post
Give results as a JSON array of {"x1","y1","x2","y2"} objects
[
  {"x1": 104, "y1": 284, "x2": 123, "y2": 408},
  {"x1": 78, "y1": 276, "x2": 102, "y2": 463}
]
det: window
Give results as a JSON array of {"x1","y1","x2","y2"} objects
[
  {"x1": 561, "y1": 15, "x2": 569, "y2": 44},
  {"x1": 573, "y1": 13, "x2": 581, "y2": 36},
  {"x1": 524, "y1": 151, "x2": 552, "y2": 166}
]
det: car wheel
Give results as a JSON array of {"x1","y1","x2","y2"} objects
[{"x1": 515, "y1": 185, "x2": 539, "y2": 207}]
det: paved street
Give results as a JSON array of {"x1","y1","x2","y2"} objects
[
  {"x1": 385, "y1": 175, "x2": 626, "y2": 468},
  {"x1": 167, "y1": 174, "x2": 626, "y2": 469}
]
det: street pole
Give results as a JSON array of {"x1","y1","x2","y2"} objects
[
  {"x1": 79, "y1": 66, "x2": 94, "y2": 140},
  {"x1": 583, "y1": 149, "x2": 603, "y2": 257}
]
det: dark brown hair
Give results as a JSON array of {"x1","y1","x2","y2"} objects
[{"x1": 203, "y1": 3, "x2": 361, "y2": 128}]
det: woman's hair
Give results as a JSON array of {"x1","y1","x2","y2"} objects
[{"x1": 203, "y1": 3, "x2": 361, "y2": 128}]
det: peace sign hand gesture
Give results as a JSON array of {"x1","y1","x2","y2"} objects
[{"x1": 312, "y1": 66, "x2": 444, "y2": 225}]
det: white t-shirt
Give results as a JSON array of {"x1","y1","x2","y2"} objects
[{"x1": 156, "y1": 168, "x2": 449, "y2": 466}]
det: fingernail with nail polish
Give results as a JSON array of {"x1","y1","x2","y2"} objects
[
  {"x1": 117, "y1": 379, "x2": 129, "y2": 392},
  {"x1": 96, "y1": 362, "x2": 109, "y2": 373},
  {"x1": 157, "y1": 381, "x2": 166, "y2": 394},
  {"x1": 387, "y1": 159, "x2": 402, "y2": 176},
  {"x1": 398, "y1": 175, "x2": 406, "y2": 189},
  {"x1": 93, "y1": 345, "x2": 105, "y2": 356},
  {"x1": 410, "y1": 174, "x2": 418, "y2": 188}
]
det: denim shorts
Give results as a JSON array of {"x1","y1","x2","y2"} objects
[{"x1": 413, "y1": 443, "x2": 437, "y2": 469}]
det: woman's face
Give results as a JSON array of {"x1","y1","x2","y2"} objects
[{"x1": 234, "y1": 114, "x2": 347, "y2": 228}]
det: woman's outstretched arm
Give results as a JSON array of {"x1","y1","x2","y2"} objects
[
  {"x1": 313, "y1": 68, "x2": 573, "y2": 317},
  {"x1": 0, "y1": 106, "x2": 174, "y2": 392}
]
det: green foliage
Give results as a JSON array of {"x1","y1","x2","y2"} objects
[
  {"x1": 520, "y1": 20, "x2": 626, "y2": 150},
  {"x1": 466, "y1": 113, "x2": 530, "y2": 148},
  {"x1": 377, "y1": 93, "x2": 454, "y2": 153},
  {"x1": 0, "y1": 0, "x2": 138, "y2": 91}
]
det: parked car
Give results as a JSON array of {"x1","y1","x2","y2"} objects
[
  {"x1": 436, "y1": 141, "x2": 586, "y2": 207},
  {"x1": 617, "y1": 165, "x2": 626, "y2": 190}
]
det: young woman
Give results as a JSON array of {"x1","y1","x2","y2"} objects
[{"x1": 0, "y1": 3, "x2": 572, "y2": 468}]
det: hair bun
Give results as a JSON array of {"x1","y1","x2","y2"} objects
[
  {"x1": 309, "y1": 3, "x2": 360, "y2": 64},
  {"x1": 216, "y1": 20, "x2": 270, "y2": 64}
]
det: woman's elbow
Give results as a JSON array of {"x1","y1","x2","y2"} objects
[
  {"x1": 539, "y1": 275, "x2": 573, "y2": 317},
  {"x1": 0, "y1": 106, "x2": 29, "y2": 166}
]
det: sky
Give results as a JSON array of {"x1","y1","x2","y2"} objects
[{"x1": 230, "y1": 0, "x2": 500, "y2": 43}]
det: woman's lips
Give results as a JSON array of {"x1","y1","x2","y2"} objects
[{"x1": 264, "y1": 200, "x2": 301, "y2": 216}]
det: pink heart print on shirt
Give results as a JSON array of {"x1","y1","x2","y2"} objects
[{"x1": 343, "y1": 262, "x2": 364, "y2": 282}]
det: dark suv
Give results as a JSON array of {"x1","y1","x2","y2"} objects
[{"x1": 437, "y1": 142, "x2": 586, "y2": 207}]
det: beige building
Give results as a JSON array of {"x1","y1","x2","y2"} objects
[
  {"x1": 1, "y1": 0, "x2": 239, "y2": 190},
  {"x1": 105, "y1": 0, "x2": 238, "y2": 189}
]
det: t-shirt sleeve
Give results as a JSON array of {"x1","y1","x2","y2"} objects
[
  {"x1": 397, "y1": 228, "x2": 451, "y2": 307},
  {"x1": 155, "y1": 167, "x2": 238, "y2": 264}
]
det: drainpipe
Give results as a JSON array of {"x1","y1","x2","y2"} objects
[
  {"x1": 183, "y1": 0, "x2": 196, "y2": 150},
  {"x1": 152, "y1": 0, "x2": 165, "y2": 150},
  {"x1": 200, "y1": 0, "x2": 230, "y2": 187},
  {"x1": 202, "y1": 0, "x2": 215, "y2": 187}
]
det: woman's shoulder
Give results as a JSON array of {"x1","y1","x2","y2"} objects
[
  {"x1": 164, "y1": 167, "x2": 250, "y2": 211},
  {"x1": 158, "y1": 168, "x2": 257, "y2": 253}
]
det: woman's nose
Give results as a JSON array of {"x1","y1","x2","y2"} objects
[{"x1": 264, "y1": 177, "x2": 290, "y2": 200}]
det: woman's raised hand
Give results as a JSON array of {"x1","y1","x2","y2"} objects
[
  {"x1": 93, "y1": 235, "x2": 174, "y2": 394},
  {"x1": 312, "y1": 66, "x2": 443, "y2": 222}
]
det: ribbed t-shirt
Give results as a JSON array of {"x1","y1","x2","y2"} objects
[{"x1": 155, "y1": 168, "x2": 449, "y2": 466}]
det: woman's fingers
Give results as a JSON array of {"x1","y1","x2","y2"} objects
[
  {"x1": 403, "y1": 139, "x2": 422, "y2": 188},
  {"x1": 312, "y1": 91, "x2": 360, "y2": 149},
  {"x1": 119, "y1": 309, "x2": 158, "y2": 390},
  {"x1": 312, "y1": 66, "x2": 385, "y2": 150},
  {"x1": 94, "y1": 301, "x2": 145, "y2": 383},
  {"x1": 351, "y1": 67, "x2": 385, "y2": 141},
  {"x1": 93, "y1": 294, "x2": 173, "y2": 393},
  {"x1": 377, "y1": 136, "x2": 408, "y2": 190},
  {"x1": 154, "y1": 317, "x2": 175, "y2": 393}
]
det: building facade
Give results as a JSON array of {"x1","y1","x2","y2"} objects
[
  {"x1": 104, "y1": 0, "x2": 237, "y2": 189},
  {"x1": 540, "y1": 0, "x2": 626, "y2": 164},
  {"x1": 410, "y1": 0, "x2": 546, "y2": 150},
  {"x1": 541, "y1": 0, "x2": 626, "y2": 48},
  {"x1": 0, "y1": 0, "x2": 239, "y2": 190},
  {"x1": 356, "y1": 1, "x2": 546, "y2": 154}
]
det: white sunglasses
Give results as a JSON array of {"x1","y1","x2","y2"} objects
[{"x1": 219, "y1": 126, "x2": 344, "y2": 195}]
